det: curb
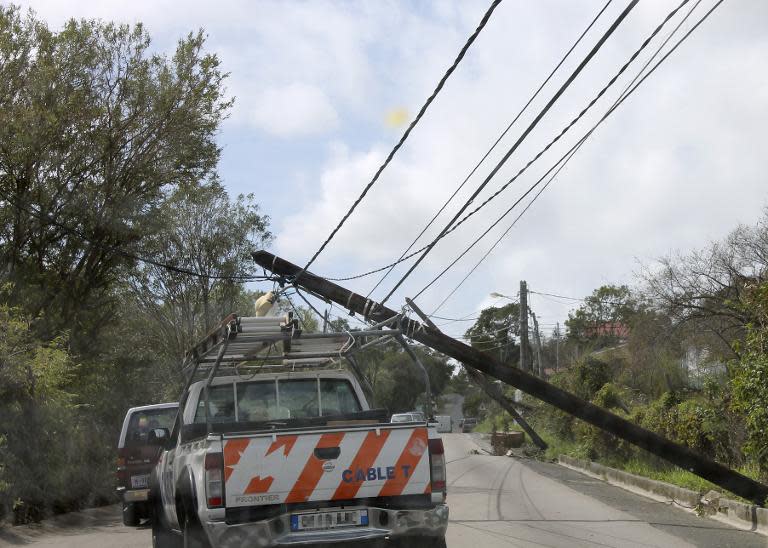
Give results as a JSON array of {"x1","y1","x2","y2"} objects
[{"x1": 558, "y1": 455, "x2": 768, "y2": 536}]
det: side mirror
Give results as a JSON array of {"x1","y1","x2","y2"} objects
[{"x1": 148, "y1": 428, "x2": 170, "y2": 446}]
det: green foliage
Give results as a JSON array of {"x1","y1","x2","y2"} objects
[
  {"x1": 623, "y1": 309, "x2": 686, "y2": 397},
  {"x1": 0, "y1": 6, "x2": 232, "y2": 342},
  {"x1": 0, "y1": 304, "x2": 117, "y2": 523},
  {"x1": 465, "y1": 303, "x2": 520, "y2": 366},
  {"x1": 565, "y1": 285, "x2": 638, "y2": 348},
  {"x1": 356, "y1": 344, "x2": 452, "y2": 413},
  {"x1": 731, "y1": 282, "x2": 768, "y2": 480},
  {"x1": 0, "y1": 8, "x2": 272, "y2": 523}
]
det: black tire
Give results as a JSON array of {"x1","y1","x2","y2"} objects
[
  {"x1": 152, "y1": 504, "x2": 181, "y2": 548},
  {"x1": 122, "y1": 502, "x2": 140, "y2": 527},
  {"x1": 396, "y1": 536, "x2": 447, "y2": 548},
  {"x1": 182, "y1": 515, "x2": 211, "y2": 548}
]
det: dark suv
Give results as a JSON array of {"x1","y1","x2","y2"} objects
[
  {"x1": 461, "y1": 417, "x2": 478, "y2": 433},
  {"x1": 116, "y1": 402, "x2": 177, "y2": 526}
]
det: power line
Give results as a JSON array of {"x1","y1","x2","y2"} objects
[
  {"x1": 0, "y1": 190, "x2": 271, "y2": 282},
  {"x1": 426, "y1": 0, "x2": 716, "y2": 311},
  {"x1": 429, "y1": 143, "x2": 578, "y2": 315},
  {"x1": 313, "y1": 1, "x2": 712, "y2": 288},
  {"x1": 412, "y1": 0, "x2": 697, "y2": 302},
  {"x1": 530, "y1": 290, "x2": 629, "y2": 306},
  {"x1": 364, "y1": 0, "x2": 614, "y2": 299},
  {"x1": 434, "y1": 0, "x2": 709, "y2": 312},
  {"x1": 380, "y1": 0, "x2": 640, "y2": 305},
  {"x1": 297, "y1": 0, "x2": 505, "y2": 280}
]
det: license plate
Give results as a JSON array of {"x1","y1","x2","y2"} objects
[
  {"x1": 130, "y1": 474, "x2": 149, "y2": 489},
  {"x1": 290, "y1": 509, "x2": 368, "y2": 532}
]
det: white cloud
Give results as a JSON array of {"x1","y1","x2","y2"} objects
[
  {"x1": 11, "y1": 0, "x2": 768, "y2": 334},
  {"x1": 244, "y1": 83, "x2": 339, "y2": 138}
]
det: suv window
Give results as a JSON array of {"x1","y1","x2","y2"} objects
[{"x1": 125, "y1": 407, "x2": 177, "y2": 447}]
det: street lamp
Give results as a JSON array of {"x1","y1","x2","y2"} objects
[{"x1": 490, "y1": 291, "x2": 514, "y2": 300}]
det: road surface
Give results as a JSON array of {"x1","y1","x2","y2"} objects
[{"x1": 2, "y1": 434, "x2": 764, "y2": 547}]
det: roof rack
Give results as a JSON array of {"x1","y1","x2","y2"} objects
[
  {"x1": 181, "y1": 312, "x2": 400, "y2": 379},
  {"x1": 177, "y1": 311, "x2": 433, "y2": 420}
]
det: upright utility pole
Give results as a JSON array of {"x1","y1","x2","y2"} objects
[
  {"x1": 555, "y1": 322, "x2": 560, "y2": 371},
  {"x1": 252, "y1": 250, "x2": 768, "y2": 505},
  {"x1": 519, "y1": 280, "x2": 529, "y2": 372},
  {"x1": 529, "y1": 309, "x2": 543, "y2": 377}
]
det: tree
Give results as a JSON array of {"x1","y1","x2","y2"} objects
[
  {"x1": 565, "y1": 285, "x2": 639, "y2": 348},
  {"x1": 730, "y1": 282, "x2": 768, "y2": 481},
  {"x1": 356, "y1": 344, "x2": 452, "y2": 413},
  {"x1": 0, "y1": 7, "x2": 232, "y2": 342},
  {"x1": 131, "y1": 185, "x2": 271, "y2": 364},
  {"x1": 464, "y1": 303, "x2": 520, "y2": 366},
  {"x1": 642, "y1": 211, "x2": 768, "y2": 360}
]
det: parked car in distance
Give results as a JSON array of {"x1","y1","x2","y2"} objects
[
  {"x1": 390, "y1": 412, "x2": 417, "y2": 423},
  {"x1": 460, "y1": 417, "x2": 478, "y2": 433},
  {"x1": 117, "y1": 402, "x2": 178, "y2": 527},
  {"x1": 408, "y1": 411, "x2": 426, "y2": 422},
  {"x1": 434, "y1": 415, "x2": 452, "y2": 433}
]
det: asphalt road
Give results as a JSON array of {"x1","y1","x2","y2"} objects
[{"x1": 1, "y1": 433, "x2": 764, "y2": 547}]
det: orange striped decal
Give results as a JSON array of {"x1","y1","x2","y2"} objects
[
  {"x1": 244, "y1": 475, "x2": 274, "y2": 494},
  {"x1": 378, "y1": 428, "x2": 428, "y2": 497},
  {"x1": 332, "y1": 429, "x2": 391, "y2": 501},
  {"x1": 223, "y1": 439, "x2": 250, "y2": 483},
  {"x1": 266, "y1": 435, "x2": 298, "y2": 457},
  {"x1": 285, "y1": 432, "x2": 345, "y2": 503}
]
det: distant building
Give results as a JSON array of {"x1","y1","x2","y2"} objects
[{"x1": 583, "y1": 322, "x2": 630, "y2": 340}]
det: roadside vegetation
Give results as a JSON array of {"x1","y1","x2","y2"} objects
[
  {"x1": 0, "y1": 7, "x2": 454, "y2": 524},
  {"x1": 460, "y1": 211, "x2": 768, "y2": 499}
]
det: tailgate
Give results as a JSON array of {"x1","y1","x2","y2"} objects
[{"x1": 222, "y1": 426, "x2": 430, "y2": 507}]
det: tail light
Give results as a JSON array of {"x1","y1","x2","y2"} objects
[
  {"x1": 428, "y1": 438, "x2": 446, "y2": 494},
  {"x1": 116, "y1": 452, "x2": 127, "y2": 484},
  {"x1": 205, "y1": 452, "x2": 224, "y2": 508}
]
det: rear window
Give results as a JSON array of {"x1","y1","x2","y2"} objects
[
  {"x1": 194, "y1": 378, "x2": 361, "y2": 423},
  {"x1": 125, "y1": 407, "x2": 177, "y2": 447}
]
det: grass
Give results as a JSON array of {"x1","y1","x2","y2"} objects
[
  {"x1": 476, "y1": 411, "x2": 760, "y2": 503},
  {"x1": 621, "y1": 459, "x2": 721, "y2": 493}
]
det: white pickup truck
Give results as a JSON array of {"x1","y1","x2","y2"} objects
[{"x1": 150, "y1": 369, "x2": 448, "y2": 547}]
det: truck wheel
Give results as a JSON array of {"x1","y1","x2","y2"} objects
[
  {"x1": 122, "y1": 502, "x2": 140, "y2": 527},
  {"x1": 182, "y1": 514, "x2": 211, "y2": 548},
  {"x1": 152, "y1": 504, "x2": 181, "y2": 548},
  {"x1": 397, "y1": 537, "x2": 447, "y2": 548}
]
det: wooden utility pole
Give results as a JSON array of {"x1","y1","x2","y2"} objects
[
  {"x1": 252, "y1": 250, "x2": 768, "y2": 505},
  {"x1": 405, "y1": 297, "x2": 546, "y2": 449},
  {"x1": 529, "y1": 309, "x2": 544, "y2": 377},
  {"x1": 519, "y1": 280, "x2": 529, "y2": 372},
  {"x1": 555, "y1": 322, "x2": 560, "y2": 371}
]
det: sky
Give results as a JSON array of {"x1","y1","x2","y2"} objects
[{"x1": 12, "y1": 0, "x2": 768, "y2": 340}]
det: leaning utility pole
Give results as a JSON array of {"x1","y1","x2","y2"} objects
[
  {"x1": 407, "y1": 300, "x2": 547, "y2": 451},
  {"x1": 252, "y1": 250, "x2": 768, "y2": 505},
  {"x1": 519, "y1": 280, "x2": 529, "y2": 372}
]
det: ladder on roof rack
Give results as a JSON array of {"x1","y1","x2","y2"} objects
[
  {"x1": 183, "y1": 313, "x2": 400, "y2": 372},
  {"x1": 176, "y1": 311, "x2": 433, "y2": 421}
]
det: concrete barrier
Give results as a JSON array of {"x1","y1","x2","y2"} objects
[{"x1": 558, "y1": 455, "x2": 767, "y2": 536}]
